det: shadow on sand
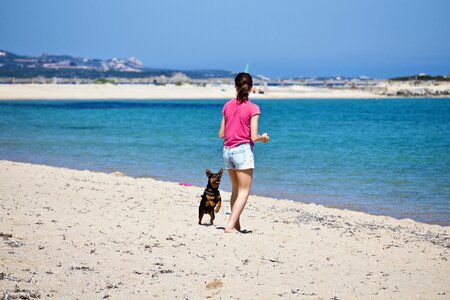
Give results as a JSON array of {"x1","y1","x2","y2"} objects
[{"x1": 215, "y1": 227, "x2": 253, "y2": 234}]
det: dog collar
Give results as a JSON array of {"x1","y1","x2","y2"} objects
[{"x1": 204, "y1": 188, "x2": 217, "y2": 196}]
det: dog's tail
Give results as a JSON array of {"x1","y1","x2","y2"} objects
[{"x1": 215, "y1": 200, "x2": 222, "y2": 213}]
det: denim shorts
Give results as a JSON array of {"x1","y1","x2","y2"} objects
[{"x1": 223, "y1": 143, "x2": 255, "y2": 170}]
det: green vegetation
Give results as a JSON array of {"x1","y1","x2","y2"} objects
[
  {"x1": 0, "y1": 68, "x2": 174, "y2": 79},
  {"x1": 390, "y1": 74, "x2": 450, "y2": 81},
  {"x1": 94, "y1": 78, "x2": 116, "y2": 84}
]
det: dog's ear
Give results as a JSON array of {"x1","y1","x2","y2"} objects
[
  {"x1": 205, "y1": 169, "x2": 212, "y2": 178},
  {"x1": 218, "y1": 168, "x2": 223, "y2": 176}
]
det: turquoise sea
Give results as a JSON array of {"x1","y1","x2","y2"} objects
[{"x1": 0, "y1": 99, "x2": 449, "y2": 225}]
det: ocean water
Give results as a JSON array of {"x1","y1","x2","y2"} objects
[{"x1": 0, "y1": 99, "x2": 449, "y2": 225}]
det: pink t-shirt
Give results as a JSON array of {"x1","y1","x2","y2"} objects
[{"x1": 222, "y1": 98, "x2": 260, "y2": 148}]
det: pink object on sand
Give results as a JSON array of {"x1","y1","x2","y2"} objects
[{"x1": 178, "y1": 182, "x2": 192, "y2": 187}]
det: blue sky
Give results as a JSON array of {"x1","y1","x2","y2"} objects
[{"x1": 1, "y1": 0, "x2": 449, "y2": 78}]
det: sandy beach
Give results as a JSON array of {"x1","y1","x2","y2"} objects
[
  {"x1": 0, "y1": 160, "x2": 449, "y2": 299},
  {"x1": 0, "y1": 83, "x2": 386, "y2": 100},
  {"x1": 1, "y1": 82, "x2": 449, "y2": 101}
]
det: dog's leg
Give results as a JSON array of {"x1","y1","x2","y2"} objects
[
  {"x1": 199, "y1": 207, "x2": 204, "y2": 225},
  {"x1": 209, "y1": 211, "x2": 215, "y2": 225},
  {"x1": 215, "y1": 196, "x2": 222, "y2": 213}
]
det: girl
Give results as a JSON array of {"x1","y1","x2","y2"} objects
[{"x1": 218, "y1": 72, "x2": 270, "y2": 233}]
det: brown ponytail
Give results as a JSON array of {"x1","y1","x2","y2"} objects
[{"x1": 235, "y1": 72, "x2": 253, "y2": 103}]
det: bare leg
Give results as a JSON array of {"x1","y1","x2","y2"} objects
[
  {"x1": 224, "y1": 169, "x2": 253, "y2": 233},
  {"x1": 227, "y1": 169, "x2": 241, "y2": 231}
]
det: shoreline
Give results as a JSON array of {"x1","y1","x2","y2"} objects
[
  {"x1": 1, "y1": 160, "x2": 449, "y2": 298},
  {"x1": 0, "y1": 83, "x2": 449, "y2": 100},
  {"x1": 4, "y1": 159, "x2": 448, "y2": 227},
  {"x1": 3, "y1": 160, "x2": 448, "y2": 230},
  {"x1": 8, "y1": 160, "x2": 450, "y2": 229}
]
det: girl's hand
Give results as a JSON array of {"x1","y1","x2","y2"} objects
[{"x1": 261, "y1": 133, "x2": 270, "y2": 143}]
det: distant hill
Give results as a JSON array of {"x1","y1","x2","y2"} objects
[{"x1": 0, "y1": 50, "x2": 234, "y2": 79}]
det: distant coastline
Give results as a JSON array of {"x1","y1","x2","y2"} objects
[{"x1": 1, "y1": 49, "x2": 449, "y2": 99}]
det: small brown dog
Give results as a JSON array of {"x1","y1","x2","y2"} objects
[{"x1": 198, "y1": 168, "x2": 223, "y2": 225}]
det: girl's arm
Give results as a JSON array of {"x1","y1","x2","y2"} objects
[
  {"x1": 218, "y1": 115, "x2": 225, "y2": 139},
  {"x1": 250, "y1": 115, "x2": 269, "y2": 143}
]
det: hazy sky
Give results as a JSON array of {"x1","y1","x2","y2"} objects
[{"x1": 1, "y1": 0, "x2": 449, "y2": 78}]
